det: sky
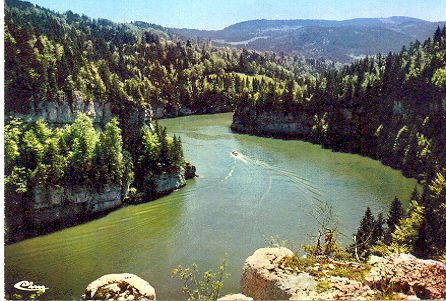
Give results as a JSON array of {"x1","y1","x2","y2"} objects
[{"x1": 26, "y1": 0, "x2": 446, "y2": 30}]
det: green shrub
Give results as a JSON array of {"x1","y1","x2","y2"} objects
[{"x1": 172, "y1": 258, "x2": 229, "y2": 301}]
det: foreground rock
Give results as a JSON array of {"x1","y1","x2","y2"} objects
[
  {"x1": 81, "y1": 250, "x2": 446, "y2": 300},
  {"x1": 241, "y1": 247, "x2": 297, "y2": 299},
  {"x1": 240, "y1": 247, "x2": 376, "y2": 300},
  {"x1": 83, "y1": 273, "x2": 156, "y2": 300},
  {"x1": 218, "y1": 293, "x2": 253, "y2": 300},
  {"x1": 241, "y1": 248, "x2": 445, "y2": 300},
  {"x1": 366, "y1": 253, "x2": 446, "y2": 299}
]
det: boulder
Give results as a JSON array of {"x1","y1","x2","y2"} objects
[
  {"x1": 240, "y1": 247, "x2": 297, "y2": 299},
  {"x1": 83, "y1": 273, "x2": 156, "y2": 300},
  {"x1": 366, "y1": 253, "x2": 446, "y2": 299},
  {"x1": 314, "y1": 276, "x2": 376, "y2": 300},
  {"x1": 218, "y1": 293, "x2": 253, "y2": 300},
  {"x1": 240, "y1": 248, "x2": 379, "y2": 300}
]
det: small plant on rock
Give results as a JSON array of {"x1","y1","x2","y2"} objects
[
  {"x1": 304, "y1": 201, "x2": 347, "y2": 260},
  {"x1": 172, "y1": 258, "x2": 229, "y2": 301}
]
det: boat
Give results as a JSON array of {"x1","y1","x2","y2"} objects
[{"x1": 231, "y1": 150, "x2": 239, "y2": 156}]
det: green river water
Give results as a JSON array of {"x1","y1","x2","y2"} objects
[{"x1": 5, "y1": 113, "x2": 417, "y2": 299}]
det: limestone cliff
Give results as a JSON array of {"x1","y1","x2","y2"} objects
[
  {"x1": 9, "y1": 92, "x2": 113, "y2": 125},
  {"x1": 152, "y1": 103, "x2": 231, "y2": 119},
  {"x1": 145, "y1": 172, "x2": 186, "y2": 195},
  {"x1": 32, "y1": 184, "x2": 124, "y2": 224},
  {"x1": 231, "y1": 107, "x2": 314, "y2": 138},
  {"x1": 5, "y1": 92, "x2": 197, "y2": 243},
  {"x1": 143, "y1": 164, "x2": 196, "y2": 197}
]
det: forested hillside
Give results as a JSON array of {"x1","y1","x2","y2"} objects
[
  {"x1": 4, "y1": 0, "x2": 330, "y2": 241},
  {"x1": 235, "y1": 27, "x2": 446, "y2": 180},
  {"x1": 5, "y1": 0, "x2": 328, "y2": 120},
  {"x1": 5, "y1": 0, "x2": 445, "y2": 259},
  {"x1": 233, "y1": 28, "x2": 446, "y2": 259}
]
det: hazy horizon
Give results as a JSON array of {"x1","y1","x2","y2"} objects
[{"x1": 25, "y1": 0, "x2": 446, "y2": 30}]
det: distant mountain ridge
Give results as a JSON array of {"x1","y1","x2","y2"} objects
[{"x1": 170, "y1": 17, "x2": 446, "y2": 62}]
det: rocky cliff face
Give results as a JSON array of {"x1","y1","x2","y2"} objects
[
  {"x1": 9, "y1": 92, "x2": 113, "y2": 125},
  {"x1": 5, "y1": 183, "x2": 125, "y2": 242},
  {"x1": 144, "y1": 164, "x2": 196, "y2": 197},
  {"x1": 32, "y1": 184, "x2": 124, "y2": 224},
  {"x1": 8, "y1": 91, "x2": 154, "y2": 152},
  {"x1": 153, "y1": 103, "x2": 231, "y2": 119},
  {"x1": 231, "y1": 108, "x2": 314, "y2": 138},
  {"x1": 147, "y1": 172, "x2": 186, "y2": 195}
]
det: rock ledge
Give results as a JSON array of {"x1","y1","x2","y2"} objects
[{"x1": 240, "y1": 248, "x2": 446, "y2": 300}]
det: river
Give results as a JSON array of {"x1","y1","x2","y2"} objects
[{"x1": 4, "y1": 113, "x2": 417, "y2": 299}]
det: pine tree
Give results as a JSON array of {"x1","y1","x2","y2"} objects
[
  {"x1": 283, "y1": 79, "x2": 295, "y2": 113},
  {"x1": 423, "y1": 169, "x2": 446, "y2": 258},
  {"x1": 158, "y1": 126, "x2": 170, "y2": 170},
  {"x1": 434, "y1": 26, "x2": 442, "y2": 42},
  {"x1": 176, "y1": 136, "x2": 184, "y2": 163},
  {"x1": 354, "y1": 207, "x2": 376, "y2": 258},
  {"x1": 385, "y1": 196, "x2": 404, "y2": 243},
  {"x1": 170, "y1": 135, "x2": 183, "y2": 168},
  {"x1": 99, "y1": 118, "x2": 124, "y2": 183},
  {"x1": 410, "y1": 187, "x2": 419, "y2": 202},
  {"x1": 373, "y1": 212, "x2": 385, "y2": 243}
]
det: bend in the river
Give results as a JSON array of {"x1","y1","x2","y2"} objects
[{"x1": 5, "y1": 113, "x2": 417, "y2": 299}]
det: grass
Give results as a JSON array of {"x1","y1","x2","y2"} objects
[
  {"x1": 279, "y1": 254, "x2": 410, "y2": 299},
  {"x1": 316, "y1": 280, "x2": 331, "y2": 293},
  {"x1": 281, "y1": 255, "x2": 372, "y2": 283},
  {"x1": 280, "y1": 255, "x2": 326, "y2": 272},
  {"x1": 325, "y1": 265, "x2": 370, "y2": 283}
]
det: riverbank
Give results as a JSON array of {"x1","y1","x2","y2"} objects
[
  {"x1": 6, "y1": 166, "x2": 196, "y2": 244},
  {"x1": 231, "y1": 108, "x2": 314, "y2": 139},
  {"x1": 231, "y1": 108, "x2": 423, "y2": 181},
  {"x1": 5, "y1": 95, "x2": 198, "y2": 244},
  {"x1": 152, "y1": 103, "x2": 232, "y2": 119}
]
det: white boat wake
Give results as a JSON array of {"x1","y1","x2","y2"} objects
[
  {"x1": 230, "y1": 151, "x2": 249, "y2": 163},
  {"x1": 223, "y1": 165, "x2": 235, "y2": 181},
  {"x1": 226, "y1": 150, "x2": 321, "y2": 199}
]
